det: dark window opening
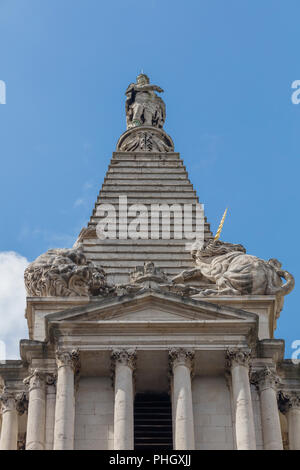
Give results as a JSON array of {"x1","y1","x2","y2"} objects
[{"x1": 134, "y1": 392, "x2": 173, "y2": 450}]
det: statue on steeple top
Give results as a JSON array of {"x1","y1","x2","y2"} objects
[{"x1": 125, "y1": 74, "x2": 166, "y2": 129}]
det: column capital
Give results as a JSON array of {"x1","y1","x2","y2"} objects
[
  {"x1": 24, "y1": 369, "x2": 46, "y2": 392},
  {"x1": 279, "y1": 391, "x2": 300, "y2": 413},
  {"x1": 169, "y1": 348, "x2": 195, "y2": 372},
  {"x1": 251, "y1": 367, "x2": 281, "y2": 392},
  {"x1": 56, "y1": 349, "x2": 80, "y2": 373},
  {"x1": 226, "y1": 347, "x2": 252, "y2": 369},
  {"x1": 111, "y1": 348, "x2": 137, "y2": 370},
  {"x1": 0, "y1": 390, "x2": 17, "y2": 414}
]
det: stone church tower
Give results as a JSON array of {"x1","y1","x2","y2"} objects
[{"x1": 0, "y1": 74, "x2": 299, "y2": 451}]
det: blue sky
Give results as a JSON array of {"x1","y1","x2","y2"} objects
[{"x1": 0, "y1": 0, "x2": 299, "y2": 358}]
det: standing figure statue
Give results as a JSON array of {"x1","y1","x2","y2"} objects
[{"x1": 125, "y1": 73, "x2": 166, "y2": 129}]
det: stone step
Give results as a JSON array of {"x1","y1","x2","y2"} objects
[
  {"x1": 109, "y1": 161, "x2": 184, "y2": 168},
  {"x1": 101, "y1": 185, "x2": 195, "y2": 192},
  {"x1": 83, "y1": 237, "x2": 210, "y2": 246},
  {"x1": 111, "y1": 158, "x2": 180, "y2": 165},
  {"x1": 85, "y1": 252, "x2": 192, "y2": 261},
  {"x1": 90, "y1": 217, "x2": 206, "y2": 225},
  {"x1": 103, "y1": 179, "x2": 192, "y2": 186},
  {"x1": 104, "y1": 174, "x2": 190, "y2": 180},
  {"x1": 86, "y1": 227, "x2": 213, "y2": 237},
  {"x1": 86, "y1": 240, "x2": 196, "y2": 247},
  {"x1": 107, "y1": 167, "x2": 187, "y2": 174},
  {"x1": 98, "y1": 191, "x2": 197, "y2": 198},
  {"x1": 84, "y1": 247, "x2": 198, "y2": 255},
  {"x1": 93, "y1": 197, "x2": 199, "y2": 205},
  {"x1": 112, "y1": 151, "x2": 180, "y2": 160},
  {"x1": 134, "y1": 444, "x2": 173, "y2": 449}
]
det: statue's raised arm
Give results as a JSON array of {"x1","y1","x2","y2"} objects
[{"x1": 125, "y1": 74, "x2": 166, "y2": 129}]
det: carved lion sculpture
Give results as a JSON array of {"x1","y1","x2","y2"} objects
[
  {"x1": 24, "y1": 246, "x2": 108, "y2": 297},
  {"x1": 172, "y1": 240, "x2": 294, "y2": 314}
]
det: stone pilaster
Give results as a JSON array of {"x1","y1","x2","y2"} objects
[
  {"x1": 111, "y1": 349, "x2": 136, "y2": 450},
  {"x1": 226, "y1": 348, "x2": 256, "y2": 450},
  {"x1": 0, "y1": 390, "x2": 18, "y2": 450},
  {"x1": 45, "y1": 373, "x2": 57, "y2": 450},
  {"x1": 24, "y1": 369, "x2": 46, "y2": 450},
  {"x1": 251, "y1": 367, "x2": 283, "y2": 450},
  {"x1": 169, "y1": 348, "x2": 195, "y2": 450},
  {"x1": 53, "y1": 349, "x2": 80, "y2": 450},
  {"x1": 279, "y1": 391, "x2": 300, "y2": 450}
]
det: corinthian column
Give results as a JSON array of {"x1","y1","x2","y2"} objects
[
  {"x1": 24, "y1": 370, "x2": 46, "y2": 450},
  {"x1": 53, "y1": 350, "x2": 80, "y2": 450},
  {"x1": 169, "y1": 348, "x2": 195, "y2": 450},
  {"x1": 252, "y1": 367, "x2": 283, "y2": 450},
  {"x1": 111, "y1": 349, "x2": 136, "y2": 450},
  {"x1": 0, "y1": 391, "x2": 18, "y2": 450},
  {"x1": 226, "y1": 348, "x2": 256, "y2": 450},
  {"x1": 279, "y1": 392, "x2": 300, "y2": 450}
]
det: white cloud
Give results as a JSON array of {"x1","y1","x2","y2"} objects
[
  {"x1": 74, "y1": 198, "x2": 85, "y2": 208},
  {"x1": 0, "y1": 252, "x2": 29, "y2": 360}
]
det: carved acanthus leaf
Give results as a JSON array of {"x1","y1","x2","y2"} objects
[
  {"x1": 169, "y1": 348, "x2": 195, "y2": 373},
  {"x1": 56, "y1": 349, "x2": 80, "y2": 373},
  {"x1": 0, "y1": 390, "x2": 17, "y2": 413},
  {"x1": 278, "y1": 390, "x2": 300, "y2": 413},
  {"x1": 24, "y1": 369, "x2": 46, "y2": 391},
  {"x1": 226, "y1": 348, "x2": 252, "y2": 369},
  {"x1": 111, "y1": 349, "x2": 137, "y2": 370},
  {"x1": 251, "y1": 367, "x2": 281, "y2": 391}
]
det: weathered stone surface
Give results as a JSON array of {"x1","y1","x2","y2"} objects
[
  {"x1": 117, "y1": 127, "x2": 174, "y2": 153},
  {"x1": 173, "y1": 239, "x2": 294, "y2": 316},
  {"x1": 24, "y1": 246, "x2": 109, "y2": 297},
  {"x1": 125, "y1": 74, "x2": 165, "y2": 129}
]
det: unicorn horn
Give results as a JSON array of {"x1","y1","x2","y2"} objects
[{"x1": 214, "y1": 208, "x2": 228, "y2": 241}]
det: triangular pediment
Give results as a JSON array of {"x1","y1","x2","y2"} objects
[{"x1": 45, "y1": 290, "x2": 258, "y2": 325}]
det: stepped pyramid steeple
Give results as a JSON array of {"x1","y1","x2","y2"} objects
[{"x1": 77, "y1": 74, "x2": 213, "y2": 284}]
